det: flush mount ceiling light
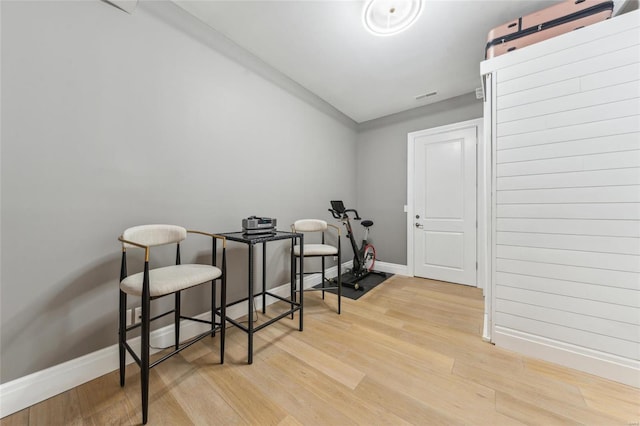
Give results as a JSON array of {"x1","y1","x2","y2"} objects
[{"x1": 363, "y1": 0, "x2": 423, "y2": 36}]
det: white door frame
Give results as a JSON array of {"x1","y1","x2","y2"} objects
[{"x1": 406, "y1": 118, "x2": 488, "y2": 290}]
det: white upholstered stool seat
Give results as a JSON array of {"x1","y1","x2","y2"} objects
[
  {"x1": 293, "y1": 243, "x2": 338, "y2": 257},
  {"x1": 120, "y1": 264, "x2": 222, "y2": 297}
]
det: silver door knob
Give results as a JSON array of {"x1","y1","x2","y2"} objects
[{"x1": 415, "y1": 222, "x2": 423, "y2": 228}]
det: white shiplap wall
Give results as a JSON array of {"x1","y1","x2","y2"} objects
[{"x1": 482, "y1": 10, "x2": 640, "y2": 387}]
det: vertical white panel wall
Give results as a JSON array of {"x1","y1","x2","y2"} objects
[{"x1": 481, "y1": 10, "x2": 640, "y2": 387}]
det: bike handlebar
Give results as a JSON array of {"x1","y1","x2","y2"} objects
[{"x1": 328, "y1": 207, "x2": 361, "y2": 221}]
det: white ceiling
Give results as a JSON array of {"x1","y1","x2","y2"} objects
[{"x1": 173, "y1": 0, "x2": 609, "y2": 123}]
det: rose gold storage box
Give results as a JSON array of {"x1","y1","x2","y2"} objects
[{"x1": 485, "y1": 0, "x2": 613, "y2": 59}]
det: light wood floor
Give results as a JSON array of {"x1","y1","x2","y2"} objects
[{"x1": 2, "y1": 275, "x2": 639, "y2": 425}]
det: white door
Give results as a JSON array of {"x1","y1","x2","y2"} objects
[{"x1": 413, "y1": 126, "x2": 477, "y2": 286}]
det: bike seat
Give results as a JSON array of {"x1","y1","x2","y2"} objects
[{"x1": 361, "y1": 220, "x2": 373, "y2": 228}]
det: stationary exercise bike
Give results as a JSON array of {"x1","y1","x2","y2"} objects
[{"x1": 328, "y1": 200, "x2": 385, "y2": 290}]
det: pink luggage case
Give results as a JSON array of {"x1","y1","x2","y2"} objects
[{"x1": 485, "y1": 0, "x2": 613, "y2": 59}]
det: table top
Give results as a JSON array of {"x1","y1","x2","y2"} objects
[{"x1": 219, "y1": 230, "x2": 302, "y2": 244}]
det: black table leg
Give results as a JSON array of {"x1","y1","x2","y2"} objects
[
  {"x1": 248, "y1": 244, "x2": 254, "y2": 364},
  {"x1": 290, "y1": 239, "x2": 295, "y2": 319},
  {"x1": 299, "y1": 234, "x2": 303, "y2": 332},
  {"x1": 262, "y1": 241, "x2": 267, "y2": 314}
]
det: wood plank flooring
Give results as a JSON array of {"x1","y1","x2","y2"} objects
[{"x1": 2, "y1": 275, "x2": 639, "y2": 425}]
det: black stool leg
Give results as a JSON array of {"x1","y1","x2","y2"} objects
[
  {"x1": 337, "y1": 256, "x2": 342, "y2": 314},
  {"x1": 294, "y1": 256, "x2": 298, "y2": 304},
  {"x1": 141, "y1": 265, "x2": 151, "y2": 424},
  {"x1": 118, "y1": 290, "x2": 127, "y2": 386},
  {"x1": 221, "y1": 250, "x2": 227, "y2": 363},
  {"x1": 321, "y1": 256, "x2": 326, "y2": 300},
  {"x1": 337, "y1": 237, "x2": 342, "y2": 315},
  {"x1": 211, "y1": 280, "x2": 219, "y2": 354},
  {"x1": 292, "y1": 255, "x2": 298, "y2": 309},
  {"x1": 119, "y1": 251, "x2": 128, "y2": 387},
  {"x1": 175, "y1": 292, "x2": 181, "y2": 350}
]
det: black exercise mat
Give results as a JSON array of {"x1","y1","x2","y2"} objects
[{"x1": 313, "y1": 272, "x2": 392, "y2": 300}]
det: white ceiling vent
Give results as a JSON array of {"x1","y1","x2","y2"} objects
[{"x1": 415, "y1": 91, "x2": 437, "y2": 100}]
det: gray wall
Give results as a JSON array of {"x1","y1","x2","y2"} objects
[
  {"x1": 1, "y1": 0, "x2": 483, "y2": 385},
  {"x1": 355, "y1": 93, "x2": 483, "y2": 265},
  {"x1": 0, "y1": 1, "x2": 357, "y2": 383}
]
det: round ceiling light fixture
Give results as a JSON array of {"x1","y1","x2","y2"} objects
[{"x1": 362, "y1": 0, "x2": 423, "y2": 36}]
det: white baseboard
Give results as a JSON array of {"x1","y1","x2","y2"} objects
[
  {"x1": 482, "y1": 313, "x2": 491, "y2": 342},
  {"x1": 373, "y1": 261, "x2": 408, "y2": 276},
  {"x1": 494, "y1": 326, "x2": 640, "y2": 388},
  {"x1": 0, "y1": 263, "x2": 348, "y2": 419}
]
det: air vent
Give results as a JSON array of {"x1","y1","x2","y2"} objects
[{"x1": 415, "y1": 91, "x2": 437, "y2": 100}]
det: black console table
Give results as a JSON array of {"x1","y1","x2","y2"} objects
[{"x1": 218, "y1": 231, "x2": 303, "y2": 364}]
